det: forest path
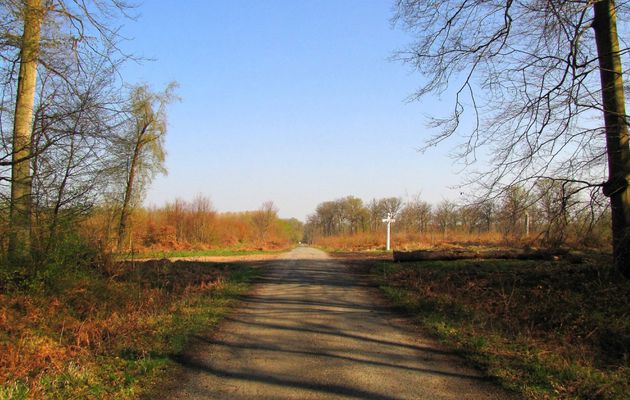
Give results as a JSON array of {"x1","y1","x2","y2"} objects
[{"x1": 164, "y1": 247, "x2": 517, "y2": 400}]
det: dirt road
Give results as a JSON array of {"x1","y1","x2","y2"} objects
[{"x1": 165, "y1": 247, "x2": 517, "y2": 399}]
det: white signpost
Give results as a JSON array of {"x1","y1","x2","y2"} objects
[{"x1": 382, "y1": 212, "x2": 396, "y2": 251}]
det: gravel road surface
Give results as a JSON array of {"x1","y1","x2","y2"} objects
[{"x1": 165, "y1": 247, "x2": 517, "y2": 399}]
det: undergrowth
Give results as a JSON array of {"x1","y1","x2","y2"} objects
[
  {"x1": 372, "y1": 257, "x2": 629, "y2": 399},
  {"x1": 0, "y1": 254, "x2": 260, "y2": 399}
]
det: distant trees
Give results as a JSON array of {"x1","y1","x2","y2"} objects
[
  {"x1": 379, "y1": 197, "x2": 403, "y2": 219},
  {"x1": 366, "y1": 197, "x2": 403, "y2": 232},
  {"x1": 399, "y1": 197, "x2": 431, "y2": 233},
  {"x1": 278, "y1": 218, "x2": 304, "y2": 243},
  {"x1": 394, "y1": 1, "x2": 630, "y2": 275},
  {"x1": 148, "y1": 195, "x2": 217, "y2": 247},
  {"x1": 306, "y1": 196, "x2": 398, "y2": 240},
  {"x1": 111, "y1": 198, "x2": 301, "y2": 251},
  {"x1": 497, "y1": 187, "x2": 532, "y2": 240},
  {"x1": 342, "y1": 196, "x2": 367, "y2": 234},
  {"x1": 367, "y1": 199, "x2": 385, "y2": 232},
  {"x1": 187, "y1": 195, "x2": 216, "y2": 244},
  {"x1": 535, "y1": 180, "x2": 577, "y2": 247},
  {"x1": 305, "y1": 191, "x2": 611, "y2": 248},
  {"x1": 251, "y1": 201, "x2": 279, "y2": 245},
  {"x1": 433, "y1": 200, "x2": 457, "y2": 238}
]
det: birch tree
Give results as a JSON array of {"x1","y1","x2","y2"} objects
[
  {"x1": 115, "y1": 82, "x2": 177, "y2": 250},
  {"x1": 8, "y1": 0, "x2": 43, "y2": 261}
]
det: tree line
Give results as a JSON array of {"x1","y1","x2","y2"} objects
[
  {"x1": 305, "y1": 182, "x2": 610, "y2": 248},
  {"x1": 104, "y1": 198, "x2": 304, "y2": 253}
]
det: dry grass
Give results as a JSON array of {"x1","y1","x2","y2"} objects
[
  {"x1": 85, "y1": 200, "x2": 303, "y2": 254},
  {"x1": 0, "y1": 258, "x2": 259, "y2": 399},
  {"x1": 314, "y1": 231, "x2": 511, "y2": 252},
  {"x1": 371, "y1": 256, "x2": 629, "y2": 399}
]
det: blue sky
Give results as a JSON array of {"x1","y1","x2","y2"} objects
[{"x1": 120, "y1": 0, "x2": 465, "y2": 220}]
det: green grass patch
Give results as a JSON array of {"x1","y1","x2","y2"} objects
[{"x1": 371, "y1": 258, "x2": 630, "y2": 399}]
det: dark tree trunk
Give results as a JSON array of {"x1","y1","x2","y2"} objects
[
  {"x1": 593, "y1": 0, "x2": 630, "y2": 278},
  {"x1": 117, "y1": 137, "x2": 142, "y2": 251}
]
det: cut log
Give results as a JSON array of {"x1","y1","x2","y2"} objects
[{"x1": 393, "y1": 248, "x2": 578, "y2": 262}]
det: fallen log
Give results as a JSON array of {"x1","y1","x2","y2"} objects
[{"x1": 393, "y1": 248, "x2": 580, "y2": 262}]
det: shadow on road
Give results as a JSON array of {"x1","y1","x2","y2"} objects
[
  {"x1": 172, "y1": 353, "x2": 401, "y2": 400},
  {"x1": 163, "y1": 248, "x2": 513, "y2": 400}
]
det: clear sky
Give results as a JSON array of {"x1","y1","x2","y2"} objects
[{"x1": 119, "y1": 0, "x2": 465, "y2": 220}]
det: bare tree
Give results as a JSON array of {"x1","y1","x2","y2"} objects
[
  {"x1": 433, "y1": 200, "x2": 457, "y2": 238},
  {"x1": 534, "y1": 179, "x2": 578, "y2": 246},
  {"x1": 367, "y1": 197, "x2": 403, "y2": 232},
  {"x1": 399, "y1": 196, "x2": 432, "y2": 233},
  {"x1": 395, "y1": 0, "x2": 630, "y2": 275},
  {"x1": 367, "y1": 198, "x2": 385, "y2": 232},
  {"x1": 251, "y1": 200, "x2": 278, "y2": 245},
  {"x1": 30, "y1": 62, "x2": 122, "y2": 255},
  {"x1": 497, "y1": 186, "x2": 531, "y2": 241},
  {"x1": 381, "y1": 197, "x2": 403, "y2": 218},
  {"x1": 189, "y1": 194, "x2": 216, "y2": 244}
]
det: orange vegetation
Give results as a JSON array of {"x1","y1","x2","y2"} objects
[
  {"x1": 315, "y1": 231, "x2": 523, "y2": 252},
  {"x1": 82, "y1": 197, "x2": 303, "y2": 253},
  {"x1": 0, "y1": 258, "x2": 247, "y2": 397}
]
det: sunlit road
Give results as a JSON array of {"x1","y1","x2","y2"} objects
[{"x1": 165, "y1": 247, "x2": 517, "y2": 399}]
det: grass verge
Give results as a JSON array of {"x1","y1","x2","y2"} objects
[
  {"x1": 0, "y1": 258, "x2": 261, "y2": 399},
  {"x1": 369, "y1": 257, "x2": 629, "y2": 399}
]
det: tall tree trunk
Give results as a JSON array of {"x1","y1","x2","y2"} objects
[
  {"x1": 9, "y1": 0, "x2": 44, "y2": 262},
  {"x1": 593, "y1": 0, "x2": 630, "y2": 277}
]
